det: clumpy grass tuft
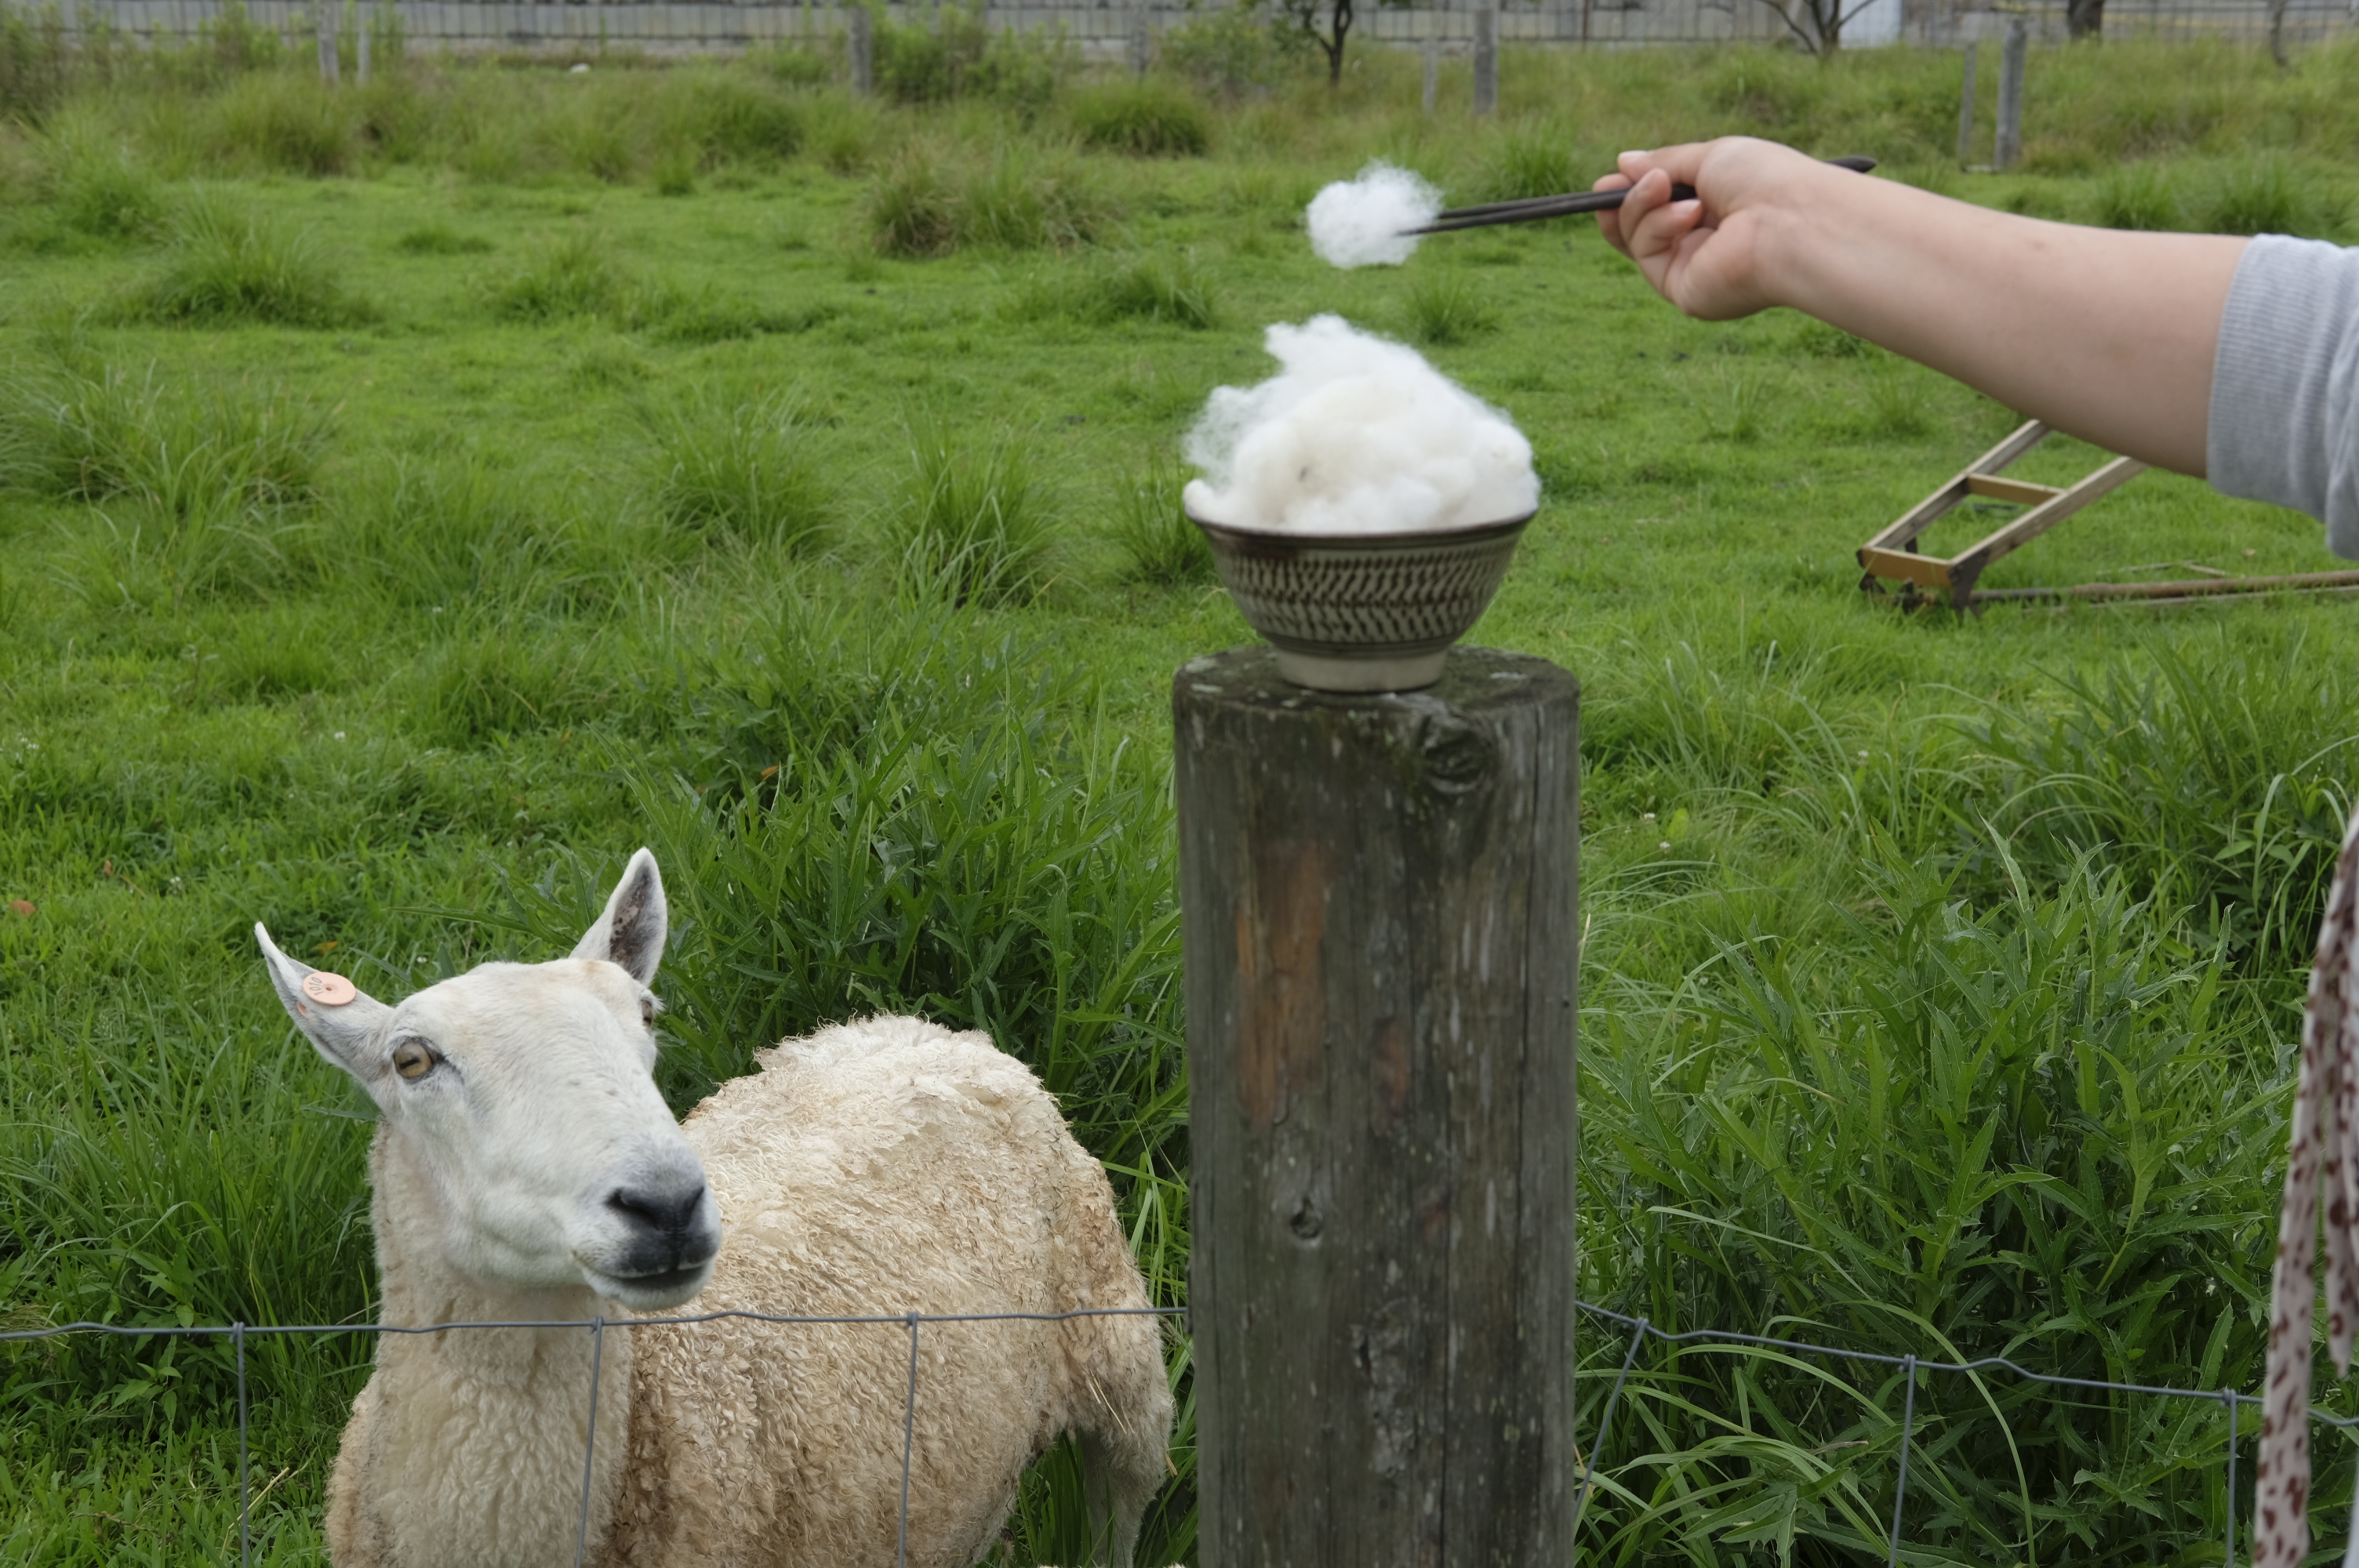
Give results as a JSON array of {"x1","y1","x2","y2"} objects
[
  {"x1": 1859, "y1": 354, "x2": 1932, "y2": 437},
  {"x1": 1108, "y1": 454, "x2": 1212, "y2": 587},
  {"x1": 41, "y1": 132, "x2": 165, "y2": 240},
  {"x1": 645, "y1": 387, "x2": 832, "y2": 552},
  {"x1": 1479, "y1": 122, "x2": 1577, "y2": 202},
  {"x1": 1404, "y1": 268, "x2": 1499, "y2": 347},
  {"x1": 885, "y1": 423, "x2": 1058, "y2": 605},
  {"x1": 1066, "y1": 79, "x2": 1212, "y2": 157},
  {"x1": 2198, "y1": 153, "x2": 2324, "y2": 237},
  {"x1": 198, "y1": 71, "x2": 360, "y2": 176},
  {"x1": 130, "y1": 197, "x2": 373, "y2": 329},
  {"x1": 867, "y1": 145, "x2": 1107, "y2": 257},
  {"x1": 394, "y1": 222, "x2": 493, "y2": 256},
  {"x1": 0, "y1": 361, "x2": 330, "y2": 516},
  {"x1": 486, "y1": 227, "x2": 669, "y2": 325},
  {"x1": 2093, "y1": 162, "x2": 2181, "y2": 230},
  {"x1": 1016, "y1": 250, "x2": 1217, "y2": 329}
]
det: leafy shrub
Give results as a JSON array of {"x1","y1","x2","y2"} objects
[
  {"x1": 1108, "y1": 454, "x2": 1211, "y2": 586},
  {"x1": 1404, "y1": 268, "x2": 1498, "y2": 346},
  {"x1": 761, "y1": 42, "x2": 834, "y2": 86},
  {"x1": 132, "y1": 198, "x2": 373, "y2": 328},
  {"x1": 1158, "y1": 0, "x2": 1300, "y2": 100},
  {"x1": 1066, "y1": 80, "x2": 1210, "y2": 158},
  {"x1": 0, "y1": 2, "x2": 72, "y2": 122},
  {"x1": 869, "y1": 2, "x2": 1067, "y2": 112},
  {"x1": 644, "y1": 387, "x2": 831, "y2": 551},
  {"x1": 2093, "y1": 161, "x2": 2182, "y2": 230},
  {"x1": 884, "y1": 423, "x2": 1056, "y2": 604},
  {"x1": 0, "y1": 361, "x2": 329, "y2": 516}
]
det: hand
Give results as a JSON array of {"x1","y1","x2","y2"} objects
[{"x1": 1592, "y1": 138, "x2": 1834, "y2": 321}]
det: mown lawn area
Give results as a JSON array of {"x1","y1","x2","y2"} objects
[{"x1": 6, "y1": 29, "x2": 2359, "y2": 1563}]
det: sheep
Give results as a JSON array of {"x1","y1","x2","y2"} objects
[{"x1": 256, "y1": 848, "x2": 1173, "y2": 1568}]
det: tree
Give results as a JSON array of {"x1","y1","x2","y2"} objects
[
  {"x1": 1752, "y1": 0, "x2": 1886, "y2": 54},
  {"x1": 1278, "y1": 0, "x2": 1356, "y2": 86}
]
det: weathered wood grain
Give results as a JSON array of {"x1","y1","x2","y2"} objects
[{"x1": 1175, "y1": 644, "x2": 1579, "y2": 1568}]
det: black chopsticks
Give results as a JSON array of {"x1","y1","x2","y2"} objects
[{"x1": 1402, "y1": 155, "x2": 1878, "y2": 236}]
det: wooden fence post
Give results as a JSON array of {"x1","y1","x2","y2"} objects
[
  {"x1": 1176, "y1": 644, "x2": 1579, "y2": 1568},
  {"x1": 847, "y1": 5, "x2": 871, "y2": 95},
  {"x1": 1421, "y1": 34, "x2": 1438, "y2": 115},
  {"x1": 1954, "y1": 42, "x2": 1976, "y2": 167},
  {"x1": 1995, "y1": 16, "x2": 2026, "y2": 172},
  {"x1": 356, "y1": 2, "x2": 370, "y2": 83},
  {"x1": 1471, "y1": 5, "x2": 1497, "y2": 115}
]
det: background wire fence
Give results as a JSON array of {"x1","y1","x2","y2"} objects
[
  {"x1": 9, "y1": 1297, "x2": 2357, "y2": 1565},
  {"x1": 20, "y1": 0, "x2": 2358, "y2": 60}
]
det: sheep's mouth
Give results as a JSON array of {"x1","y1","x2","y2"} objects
[{"x1": 583, "y1": 1255, "x2": 716, "y2": 1310}]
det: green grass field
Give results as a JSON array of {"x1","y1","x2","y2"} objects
[{"x1": 6, "y1": 22, "x2": 2359, "y2": 1564}]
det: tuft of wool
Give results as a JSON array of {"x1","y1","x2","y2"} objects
[
  {"x1": 1305, "y1": 162, "x2": 1441, "y2": 268},
  {"x1": 1181, "y1": 314, "x2": 1539, "y2": 535}
]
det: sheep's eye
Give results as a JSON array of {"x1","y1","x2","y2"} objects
[{"x1": 391, "y1": 1040, "x2": 440, "y2": 1080}]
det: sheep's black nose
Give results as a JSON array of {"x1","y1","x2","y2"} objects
[{"x1": 609, "y1": 1183, "x2": 707, "y2": 1242}]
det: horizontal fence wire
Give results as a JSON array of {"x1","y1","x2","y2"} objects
[
  {"x1": 7, "y1": 1298, "x2": 2355, "y2": 1564},
  {"x1": 18, "y1": 0, "x2": 2359, "y2": 53}
]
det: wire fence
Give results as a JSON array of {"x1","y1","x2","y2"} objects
[
  {"x1": 9, "y1": 1295, "x2": 2359, "y2": 1565},
  {"x1": 22, "y1": 0, "x2": 2359, "y2": 58}
]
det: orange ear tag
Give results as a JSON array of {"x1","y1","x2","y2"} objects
[{"x1": 304, "y1": 971, "x2": 358, "y2": 1007}]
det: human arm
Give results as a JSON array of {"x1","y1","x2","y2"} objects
[{"x1": 1592, "y1": 138, "x2": 2248, "y2": 477}]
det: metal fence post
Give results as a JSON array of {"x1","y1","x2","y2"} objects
[
  {"x1": 899, "y1": 1313, "x2": 921, "y2": 1568},
  {"x1": 847, "y1": 5, "x2": 871, "y2": 95},
  {"x1": 315, "y1": 0, "x2": 340, "y2": 82},
  {"x1": 1995, "y1": 16, "x2": 2027, "y2": 172},
  {"x1": 1176, "y1": 648, "x2": 1579, "y2": 1567},
  {"x1": 572, "y1": 1316, "x2": 605, "y2": 1568},
  {"x1": 2223, "y1": 1388, "x2": 2240, "y2": 1568},
  {"x1": 1471, "y1": 4, "x2": 1497, "y2": 114},
  {"x1": 234, "y1": 1321, "x2": 250, "y2": 1568},
  {"x1": 1887, "y1": 1355, "x2": 1917, "y2": 1566},
  {"x1": 1421, "y1": 34, "x2": 1438, "y2": 114},
  {"x1": 356, "y1": 2, "x2": 369, "y2": 82}
]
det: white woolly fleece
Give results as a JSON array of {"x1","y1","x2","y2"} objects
[
  {"x1": 1305, "y1": 162, "x2": 1442, "y2": 268},
  {"x1": 1182, "y1": 314, "x2": 1540, "y2": 536}
]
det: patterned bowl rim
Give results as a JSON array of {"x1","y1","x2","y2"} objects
[{"x1": 1187, "y1": 508, "x2": 1538, "y2": 555}]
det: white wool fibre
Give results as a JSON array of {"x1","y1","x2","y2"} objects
[
  {"x1": 1182, "y1": 314, "x2": 1540, "y2": 536},
  {"x1": 1306, "y1": 162, "x2": 1442, "y2": 268}
]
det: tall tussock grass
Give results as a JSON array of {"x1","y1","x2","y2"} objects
[
  {"x1": 883, "y1": 423, "x2": 1057, "y2": 604},
  {"x1": 867, "y1": 143, "x2": 1107, "y2": 256},
  {"x1": 1065, "y1": 78, "x2": 1211, "y2": 157},
  {"x1": 0, "y1": 360, "x2": 329, "y2": 515},
  {"x1": 643, "y1": 386, "x2": 832, "y2": 552},
  {"x1": 129, "y1": 196, "x2": 373, "y2": 328}
]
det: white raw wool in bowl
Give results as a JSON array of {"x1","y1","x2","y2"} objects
[
  {"x1": 1183, "y1": 315, "x2": 1540, "y2": 536},
  {"x1": 1306, "y1": 162, "x2": 1443, "y2": 269}
]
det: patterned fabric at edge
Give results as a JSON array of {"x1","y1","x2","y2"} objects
[{"x1": 2255, "y1": 810, "x2": 2359, "y2": 1568}]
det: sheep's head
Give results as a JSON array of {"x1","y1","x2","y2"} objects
[{"x1": 256, "y1": 848, "x2": 722, "y2": 1312}]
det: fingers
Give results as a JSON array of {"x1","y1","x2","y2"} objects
[
  {"x1": 1592, "y1": 169, "x2": 1634, "y2": 252},
  {"x1": 1616, "y1": 168, "x2": 1704, "y2": 268}
]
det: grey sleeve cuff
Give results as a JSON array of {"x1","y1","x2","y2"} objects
[{"x1": 2208, "y1": 234, "x2": 2359, "y2": 558}]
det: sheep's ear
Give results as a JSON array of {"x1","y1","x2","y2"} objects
[
  {"x1": 256, "y1": 924, "x2": 393, "y2": 1075},
  {"x1": 570, "y1": 848, "x2": 667, "y2": 985}
]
